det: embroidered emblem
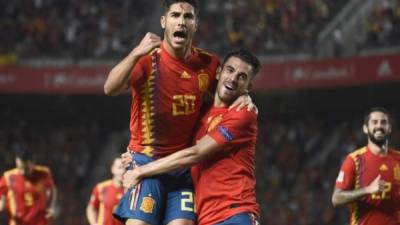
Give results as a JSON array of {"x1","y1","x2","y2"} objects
[
  {"x1": 198, "y1": 73, "x2": 209, "y2": 92},
  {"x1": 140, "y1": 196, "x2": 155, "y2": 213},
  {"x1": 394, "y1": 164, "x2": 400, "y2": 182}
]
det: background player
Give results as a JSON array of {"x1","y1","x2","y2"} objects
[
  {"x1": 0, "y1": 147, "x2": 57, "y2": 225},
  {"x1": 332, "y1": 107, "x2": 400, "y2": 225},
  {"x1": 105, "y1": 0, "x2": 254, "y2": 225},
  {"x1": 86, "y1": 157, "x2": 125, "y2": 225},
  {"x1": 122, "y1": 49, "x2": 261, "y2": 225}
]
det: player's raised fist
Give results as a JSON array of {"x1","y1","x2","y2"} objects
[{"x1": 132, "y1": 32, "x2": 161, "y2": 57}]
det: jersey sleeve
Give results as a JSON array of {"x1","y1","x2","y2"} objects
[
  {"x1": 128, "y1": 55, "x2": 149, "y2": 86},
  {"x1": 208, "y1": 110, "x2": 257, "y2": 149},
  {"x1": 0, "y1": 176, "x2": 7, "y2": 197},
  {"x1": 89, "y1": 185, "x2": 100, "y2": 209},
  {"x1": 335, "y1": 155, "x2": 356, "y2": 190}
]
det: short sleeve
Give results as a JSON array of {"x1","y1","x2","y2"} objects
[
  {"x1": 128, "y1": 56, "x2": 148, "y2": 86},
  {"x1": 335, "y1": 155, "x2": 356, "y2": 190},
  {"x1": 89, "y1": 185, "x2": 100, "y2": 209},
  {"x1": 208, "y1": 110, "x2": 257, "y2": 149}
]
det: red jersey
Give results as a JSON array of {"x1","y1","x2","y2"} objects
[
  {"x1": 0, "y1": 166, "x2": 55, "y2": 225},
  {"x1": 89, "y1": 180, "x2": 124, "y2": 225},
  {"x1": 191, "y1": 106, "x2": 260, "y2": 225},
  {"x1": 127, "y1": 43, "x2": 219, "y2": 158},
  {"x1": 335, "y1": 146, "x2": 400, "y2": 225}
]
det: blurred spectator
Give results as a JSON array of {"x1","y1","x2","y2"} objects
[
  {"x1": 365, "y1": 0, "x2": 400, "y2": 48},
  {"x1": 0, "y1": 0, "x2": 351, "y2": 59}
]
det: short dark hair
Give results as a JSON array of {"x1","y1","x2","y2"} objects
[
  {"x1": 363, "y1": 107, "x2": 392, "y2": 126},
  {"x1": 14, "y1": 146, "x2": 33, "y2": 161},
  {"x1": 222, "y1": 48, "x2": 261, "y2": 78},
  {"x1": 163, "y1": 0, "x2": 199, "y2": 15}
]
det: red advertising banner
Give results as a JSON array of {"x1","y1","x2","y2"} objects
[
  {"x1": 0, "y1": 66, "x2": 109, "y2": 94},
  {"x1": 0, "y1": 53, "x2": 399, "y2": 94},
  {"x1": 253, "y1": 53, "x2": 400, "y2": 91}
]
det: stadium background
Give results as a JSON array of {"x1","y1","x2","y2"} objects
[{"x1": 1, "y1": 0, "x2": 400, "y2": 224}]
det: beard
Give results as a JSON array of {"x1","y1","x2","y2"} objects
[{"x1": 367, "y1": 129, "x2": 390, "y2": 146}]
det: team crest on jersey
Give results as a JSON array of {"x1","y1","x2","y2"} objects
[
  {"x1": 198, "y1": 73, "x2": 209, "y2": 92},
  {"x1": 140, "y1": 196, "x2": 155, "y2": 213},
  {"x1": 208, "y1": 115, "x2": 223, "y2": 132},
  {"x1": 394, "y1": 164, "x2": 400, "y2": 182}
]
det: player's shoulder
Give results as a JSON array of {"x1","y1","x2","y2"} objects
[
  {"x1": 193, "y1": 47, "x2": 220, "y2": 65},
  {"x1": 34, "y1": 165, "x2": 51, "y2": 174},
  {"x1": 226, "y1": 107, "x2": 258, "y2": 121},
  {"x1": 139, "y1": 48, "x2": 161, "y2": 64},
  {"x1": 348, "y1": 146, "x2": 368, "y2": 160},
  {"x1": 97, "y1": 179, "x2": 113, "y2": 189},
  {"x1": 3, "y1": 168, "x2": 19, "y2": 177}
]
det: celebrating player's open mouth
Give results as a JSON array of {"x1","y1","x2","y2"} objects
[
  {"x1": 222, "y1": 81, "x2": 237, "y2": 96},
  {"x1": 173, "y1": 30, "x2": 187, "y2": 43}
]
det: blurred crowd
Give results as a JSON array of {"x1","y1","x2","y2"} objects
[
  {"x1": 364, "y1": 0, "x2": 400, "y2": 48},
  {"x1": 6, "y1": 0, "x2": 398, "y2": 60}
]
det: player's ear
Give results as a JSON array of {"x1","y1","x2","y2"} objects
[
  {"x1": 161, "y1": 16, "x2": 166, "y2": 29},
  {"x1": 216, "y1": 67, "x2": 222, "y2": 80},
  {"x1": 362, "y1": 124, "x2": 368, "y2": 134}
]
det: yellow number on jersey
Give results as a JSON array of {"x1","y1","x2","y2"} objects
[
  {"x1": 181, "y1": 191, "x2": 195, "y2": 212},
  {"x1": 24, "y1": 192, "x2": 33, "y2": 206},
  {"x1": 172, "y1": 95, "x2": 196, "y2": 116},
  {"x1": 371, "y1": 182, "x2": 392, "y2": 199}
]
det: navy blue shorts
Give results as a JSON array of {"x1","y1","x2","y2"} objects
[
  {"x1": 113, "y1": 153, "x2": 196, "y2": 225},
  {"x1": 215, "y1": 212, "x2": 260, "y2": 225}
]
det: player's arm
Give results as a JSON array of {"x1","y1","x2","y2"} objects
[
  {"x1": 0, "y1": 196, "x2": 5, "y2": 212},
  {"x1": 123, "y1": 135, "x2": 222, "y2": 188},
  {"x1": 86, "y1": 186, "x2": 100, "y2": 225},
  {"x1": 104, "y1": 32, "x2": 161, "y2": 96},
  {"x1": 86, "y1": 203, "x2": 98, "y2": 225},
  {"x1": 46, "y1": 186, "x2": 57, "y2": 218},
  {"x1": 45, "y1": 173, "x2": 58, "y2": 219},
  {"x1": 332, "y1": 175, "x2": 385, "y2": 207}
]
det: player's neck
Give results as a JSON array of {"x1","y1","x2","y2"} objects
[
  {"x1": 213, "y1": 96, "x2": 229, "y2": 108},
  {"x1": 162, "y1": 40, "x2": 192, "y2": 60},
  {"x1": 368, "y1": 141, "x2": 389, "y2": 156},
  {"x1": 113, "y1": 178, "x2": 123, "y2": 187}
]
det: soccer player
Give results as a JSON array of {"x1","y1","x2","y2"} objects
[
  {"x1": 86, "y1": 157, "x2": 125, "y2": 225},
  {"x1": 104, "y1": 0, "x2": 253, "y2": 225},
  {"x1": 0, "y1": 148, "x2": 57, "y2": 225},
  {"x1": 332, "y1": 107, "x2": 400, "y2": 225},
  {"x1": 122, "y1": 49, "x2": 261, "y2": 225}
]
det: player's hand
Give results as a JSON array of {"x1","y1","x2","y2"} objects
[
  {"x1": 45, "y1": 207, "x2": 55, "y2": 219},
  {"x1": 132, "y1": 32, "x2": 161, "y2": 57},
  {"x1": 229, "y1": 94, "x2": 258, "y2": 113},
  {"x1": 121, "y1": 151, "x2": 133, "y2": 169},
  {"x1": 365, "y1": 175, "x2": 385, "y2": 194},
  {"x1": 122, "y1": 169, "x2": 141, "y2": 189}
]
